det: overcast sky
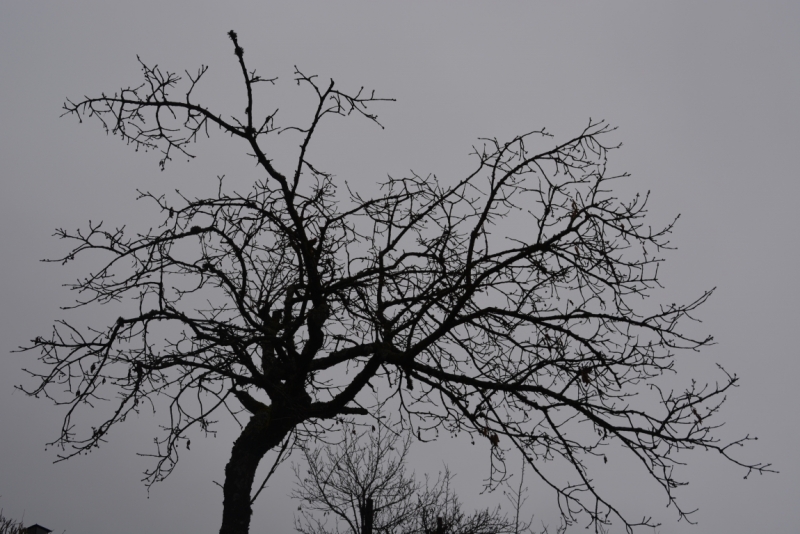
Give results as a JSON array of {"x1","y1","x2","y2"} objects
[{"x1": 1, "y1": 2, "x2": 798, "y2": 533}]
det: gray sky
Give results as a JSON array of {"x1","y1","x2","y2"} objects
[{"x1": 1, "y1": 2, "x2": 798, "y2": 533}]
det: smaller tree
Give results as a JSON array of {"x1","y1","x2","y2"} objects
[
  {"x1": 0, "y1": 510, "x2": 25, "y2": 534},
  {"x1": 292, "y1": 421, "x2": 527, "y2": 534}
]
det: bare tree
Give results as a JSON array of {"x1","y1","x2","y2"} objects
[
  {"x1": 293, "y1": 420, "x2": 519, "y2": 534},
  {"x1": 19, "y1": 31, "x2": 771, "y2": 534},
  {"x1": 0, "y1": 509, "x2": 25, "y2": 534},
  {"x1": 294, "y1": 422, "x2": 419, "y2": 534}
]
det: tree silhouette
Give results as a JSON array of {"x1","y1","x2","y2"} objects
[
  {"x1": 20, "y1": 31, "x2": 770, "y2": 534},
  {"x1": 0, "y1": 506, "x2": 26, "y2": 534},
  {"x1": 293, "y1": 420, "x2": 525, "y2": 534}
]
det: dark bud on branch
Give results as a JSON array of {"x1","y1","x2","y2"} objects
[
  {"x1": 227, "y1": 30, "x2": 244, "y2": 58},
  {"x1": 580, "y1": 367, "x2": 592, "y2": 385}
]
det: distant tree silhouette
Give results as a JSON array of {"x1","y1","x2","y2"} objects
[
  {"x1": 293, "y1": 420, "x2": 527, "y2": 534},
  {"x1": 0, "y1": 510, "x2": 24, "y2": 534},
  {"x1": 20, "y1": 31, "x2": 771, "y2": 534}
]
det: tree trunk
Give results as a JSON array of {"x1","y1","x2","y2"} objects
[
  {"x1": 218, "y1": 407, "x2": 294, "y2": 534},
  {"x1": 360, "y1": 497, "x2": 374, "y2": 534}
]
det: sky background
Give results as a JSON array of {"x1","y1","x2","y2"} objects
[{"x1": 1, "y1": 2, "x2": 798, "y2": 533}]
